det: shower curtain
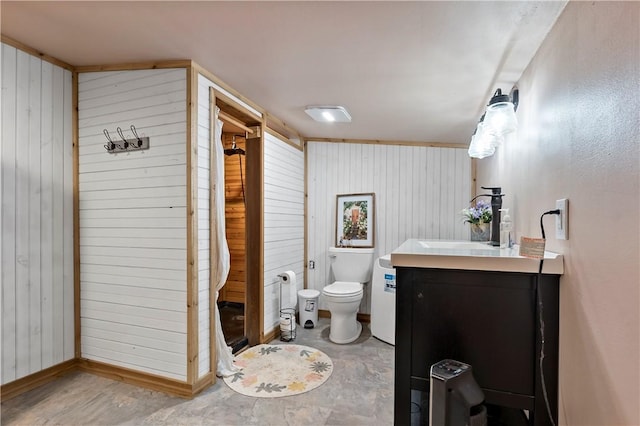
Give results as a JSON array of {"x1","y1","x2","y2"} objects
[{"x1": 212, "y1": 107, "x2": 240, "y2": 377}]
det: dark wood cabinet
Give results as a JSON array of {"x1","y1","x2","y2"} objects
[{"x1": 394, "y1": 267, "x2": 559, "y2": 425}]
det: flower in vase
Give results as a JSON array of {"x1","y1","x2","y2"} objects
[{"x1": 461, "y1": 200, "x2": 492, "y2": 224}]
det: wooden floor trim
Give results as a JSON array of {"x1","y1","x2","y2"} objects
[
  {"x1": 77, "y1": 359, "x2": 200, "y2": 399},
  {"x1": 1, "y1": 359, "x2": 216, "y2": 402},
  {"x1": 193, "y1": 372, "x2": 215, "y2": 396},
  {"x1": 0, "y1": 359, "x2": 78, "y2": 402},
  {"x1": 263, "y1": 326, "x2": 280, "y2": 343},
  {"x1": 318, "y1": 309, "x2": 371, "y2": 324}
]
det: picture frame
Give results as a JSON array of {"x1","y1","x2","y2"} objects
[{"x1": 335, "y1": 193, "x2": 375, "y2": 248}]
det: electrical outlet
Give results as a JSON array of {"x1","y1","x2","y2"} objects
[
  {"x1": 308, "y1": 260, "x2": 315, "y2": 270},
  {"x1": 555, "y1": 199, "x2": 569, "y2": 240}
]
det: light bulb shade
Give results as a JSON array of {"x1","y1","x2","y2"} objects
[
  {"x1": 484, "y1": 101, "x2": 517, "y2": 136},
  {"x1": 468, "y1": 122, "x2": 497, "y2": 159}
]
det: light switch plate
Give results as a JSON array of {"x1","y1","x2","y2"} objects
[{"x1": 556, "y1": 199, "x2": 569, "y2": 240}]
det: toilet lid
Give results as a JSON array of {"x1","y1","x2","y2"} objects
[{"x1": 324, "y1": 281, "x2": 363, "y2": 296}]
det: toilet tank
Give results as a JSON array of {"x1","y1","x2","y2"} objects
[{"x1": 328, "y1": 247, "x2": 375, "y2": 283}]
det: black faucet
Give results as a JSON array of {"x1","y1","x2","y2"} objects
[{"x1": 470, "y1": 186, "x2": 504, "y2": 246}]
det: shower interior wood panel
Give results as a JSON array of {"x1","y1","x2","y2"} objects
[{"x1": 220, "y1": 133, "x2": 246, "y2": 304}]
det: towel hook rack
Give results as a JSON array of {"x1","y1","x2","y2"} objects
[
  {"x1": 103, "y1": 129, "x2": 117, "y2": 151},
  {"x1": 103, "y1": 124, "x2": 150, "y2": 153}
]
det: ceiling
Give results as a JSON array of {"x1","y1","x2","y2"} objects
[{"x1": 1, "y1": 1, "x2": 567, "y2": 144}]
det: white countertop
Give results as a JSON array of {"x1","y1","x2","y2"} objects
[{"x1": 390, "y1": 239, "x2": 564, "y2": 274}]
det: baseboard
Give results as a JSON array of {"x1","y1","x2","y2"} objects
[
  {"x1": 1, "y1": 358, "x2": 215, "y2": 402},
  {"x1": 358, "y1": 313, "x2": 371, "y2": 323},
  {"x1": 0, "y1": 358, "x2": 78, "y2": 401},
  {"x1": 318, "y1": 309, "x2": 371, "y2": 324},
  {"x1": 77, "y1": 358, "x2": 209, "y2": 399},
  {"x1": 263, "y1": 326, "x2": 280, "y2": 343},
  {"x1": 193, "y1": 372, "x2": 216, "y2": 395}
]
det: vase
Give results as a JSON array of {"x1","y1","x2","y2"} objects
[{"x1": 470, "y1": 223, "x2": 490, "y2": 241}]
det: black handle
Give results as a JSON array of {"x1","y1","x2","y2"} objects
[{"x1": 481, "y1": 186, "x2": 502, "y2": 194}]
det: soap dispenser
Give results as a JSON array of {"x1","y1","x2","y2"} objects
[{"x1": 499, "y1": 208, "x2": 512, "y2": 248}]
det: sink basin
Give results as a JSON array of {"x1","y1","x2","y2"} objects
[
  {"x1": 417, "y1": 240, "x2": 493, "y2": 250},
  {"x1": 391, "y1": 239, "x2": 564, "y2": 274}
]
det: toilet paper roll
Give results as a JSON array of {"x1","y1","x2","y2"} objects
[
  {"x1": 279, "y1": 270, "x2": 297, "y2": 310},
  {"x1": 280, "y1": 317, "x2": 296, "y2": 340},
  {"x1": 280, "y1": 316, "x2": 297, "y2": 330}
]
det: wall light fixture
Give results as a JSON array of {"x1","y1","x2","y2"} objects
[
  {"x1": 468, "y1": 87, "x2": 518, "y2": 159},
  {"x1": 468, "y1": 114, "x2": 497, "y2": 159}
]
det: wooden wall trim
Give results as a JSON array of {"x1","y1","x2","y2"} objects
[
  {"x1": 1, "y1": 35, "x2": 74, "y2": 71},
  {"x1": 265, "y1": 112, "x2": 303, "y2": 143},
  {"x1": 265, "y1": 128, "x2": 303, "y2": 152},
  {"x1": 192, "y1": 62, "x2": 265, "y2": 119},
  {"x1": 72, "y1": 70, "x2": 81, "y2": 359},
  {"x1": 208, "y1": 87, "x2": 218, "y2": 381},
  {"x1": 0, "y1": 359, "x2": 78, "y2": 402},
  {"x1": 245, "y1": 132, "x2": 264, "y2": 345},
  {"x1": 220, "y1": 111, "x2": 254, "y2": 135},
  {"x1": 74, "y1": 60, "x2": 192, "y2": 73},
  {"x1": 186, "y1": 66, "x2": 199, "y2": 384},
  {"x1": 307, "y1": 138, "x2": 468, "y2": 149}
]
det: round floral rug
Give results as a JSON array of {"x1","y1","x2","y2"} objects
[{"x1": 223, "y1": 344, "x2": 333, "y2": 398}]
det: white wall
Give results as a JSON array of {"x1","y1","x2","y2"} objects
[
  {"x1": 78, "y1": 69, "x2": 188, "y2": 381},
  {"x1": 195, "y1": 74, "x2": 214, "y2": 379},
  {"x1": 306, "y1": 142, "x2": 471, "y2": 313},
  {"x1": 476, "y1": 3, "x2": 639, "y2": 424},
  {"x1": 262, "y1": 132, "x2": 305, "y2": 334},
  {"x1": 1, "y1": 43, "x2": 75, "y2": 385}
]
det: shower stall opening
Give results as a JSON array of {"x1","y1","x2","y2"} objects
[
  {"x1": 212, "y1": 91, "x2": 263, "y2": 360},
  {"x1": 219, "y1": 131, "x2": 248, "y2": 353}
]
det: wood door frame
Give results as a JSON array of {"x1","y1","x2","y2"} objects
[{"x1": 210, "y1": 89, "x2": 263, "y2": 348}]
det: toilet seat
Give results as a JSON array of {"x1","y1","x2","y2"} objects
[{"x1": 323, "y1": 281, "x2": 363, "y2": 297}]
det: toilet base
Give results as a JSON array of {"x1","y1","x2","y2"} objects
[{"x1": 329, "y1": 319, "x2": 362, "y2": 344}]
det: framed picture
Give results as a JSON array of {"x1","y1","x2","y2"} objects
[{"x1": 335, "y1": 193, "x2": 375, "y2": 248}]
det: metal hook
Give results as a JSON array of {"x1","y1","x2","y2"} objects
[
  {"x1": 130, "y1": 125, "x2": 142, "y2": 142},
  {"x1": 130, "y1": 125, "x2": 143, "y2": 148},
  {"x1": 103, "y1": 129, "x2": 116, "y2": 151},
  {"x1": 116, "y1": 127, "x2": 129, "y2": 149}
]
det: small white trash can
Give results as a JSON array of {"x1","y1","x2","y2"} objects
[{"x1": 298, "y1": 289, "x2": 320, "y2": 329}]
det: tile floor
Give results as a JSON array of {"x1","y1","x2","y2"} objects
[{"x1": 1, "y1": 319, "x2": 395, "y2": 426}]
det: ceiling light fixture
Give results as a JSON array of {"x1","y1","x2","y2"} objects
[
  {"x1": 305, "y1": 106, "x2": 352, "y2": 123},
  {"x1": 468, "y1": 87, "x2": 519, "y2": 159}
]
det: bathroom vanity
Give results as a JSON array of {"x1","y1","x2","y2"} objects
[{"x1": 391, "y1": 239, "x2": 563, "y2": 426}]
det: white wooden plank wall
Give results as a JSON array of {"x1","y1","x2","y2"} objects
[
  {"x1": 263, "y1": 132, "x2": 305, "y2": 334},
  {"x1": 1, "y1": 44, "x2": 74, "y2": 385},
  {"x1": 196, "y1": 74, "x2": 212, "y2": 378},
  {"x1": 78, "y1": 69, "x2": 188, "y2": 381},
  {"x1": 306, "y1": 142, "x2": 471, "y2": 314}
]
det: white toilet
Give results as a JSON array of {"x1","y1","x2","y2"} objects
[{"x1": 322, "y1": 246, "x2": 375, "y2": 344}]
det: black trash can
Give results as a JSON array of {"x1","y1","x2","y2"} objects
[{"x1": 429, "y1": 359, "x2": 487, "y2": 426}]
